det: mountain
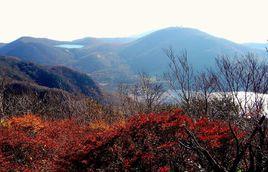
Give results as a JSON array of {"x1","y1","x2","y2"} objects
[
  {"x1": 70, "y1": 43, "x2": 134, "y2": 86},
  {"x1": 243, "y1": 42, "x2": 268, "y2": 51},
  {"x1": 71, "y1": 37, "x2": 102, "y2": 47},
  {"x1": 131, "y1": 29, "x2": 158, "y2": 38},
  {"x1": 0, "y1": 37, "x2": 134, "y2": 88},
  {"x1": 0, "y1": 56, "x2": 102, "y2": 100},
  {"x1": 0, "y1": 27, "x2": 266, "y2": 89},
  {"x1": 72, "y1": 37, "x2": 135, "y2": 46},
  {"x1": 0, "y1": 43, "x2": 5, "y2": 48},
  {"x1": 0, "y1": 56, "x2": 106, "y2": 118},
  {"x1": 119, "y1": 27, "x2": 264, "y2": 74},
  {"x1": 0, "y1": 37, "x2": 76, "y2": 65},
  {"x1": 0, "y1": 36, "x2": 126, "y2": 72},
  {"x1": 2, "y1": 81, "x2": 83, "y2": 118},
  {"x1": 98, "y1": 37, "x2": 136, "y2": 44}
]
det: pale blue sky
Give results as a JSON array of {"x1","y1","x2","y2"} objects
[{"x1": 0, "y1": 0, "x2": 267, "y2": 43}]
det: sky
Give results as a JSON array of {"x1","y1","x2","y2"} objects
[{"x1": 0, "y1": 0, "x2": 267, "y2": 43}]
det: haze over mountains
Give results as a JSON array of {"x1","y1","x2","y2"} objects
[
  {"x1": 243, "y1": 42, "x2": 268, "y2": 51},
  {"x1": 0, "y1": 27, "x2": 266, "y2": 89},
  {"x1": 119, "y1": 27, "x2": 265, "y2": 74},
  {"x1": 0, "y1": 43, "x2": 5, "y2": 48}
]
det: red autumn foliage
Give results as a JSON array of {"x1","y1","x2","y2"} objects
[
  {"x1": 158, "y1": 166, "x2": 171, "y2": 172},
  {"x1": 0, "y1": 115, "x2": 91, "y2": 171},
  {"x1": 0, "y1": 110, "x2": 245, "y2": 171},
  {"x1": 61, "y1": 109, "x2": 244, "y2": 171}
]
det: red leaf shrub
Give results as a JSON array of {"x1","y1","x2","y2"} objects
[
  {"x1": 0, "y1": 115, "x2": 93, "y2": 171},
  {"x1": 61, "y1": 109, "x2": 244, "y2": 171},
  {"x1": 0, "y1": 110, "x2": 245, "y2": 171}
]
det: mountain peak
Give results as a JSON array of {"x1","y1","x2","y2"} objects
[
  {"x1": 148, "y1": 26, "x2": 209, "y2": 38},
  {"x1": 17, "y1": 36, "x2": 35, "y2": 41},
  {"x1": 12, "y1": 36, "x2": 64, "y2": 46}
]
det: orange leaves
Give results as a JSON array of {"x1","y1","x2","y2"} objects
[
  {"x1": 6, "y1": 114, "x2": 44, "y2": 132},
  {"x1": 63, "y1": 109, "x2": 242, "y2": 171},
  {"x1": 0, "y1": 115, "x2": 93, "y2": 171},
  {"x1": 0, "y1": 109, "x2": 246, "y2": 171},
  {"x1": 88, "y1": 120, "x2": 111, "y2": 132}
]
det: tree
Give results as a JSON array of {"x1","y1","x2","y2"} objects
[
  {"x1": 165, "y1": 49, "x2": 268, "y2": 119},
  {"x1": 165, "y1": 49, "x2": 268, "y2": 171},
  {"x1": 164, "y1": 48, "x2": 195, "y2": 115},
  {"x1": 117, "y1": 72, "x2": 165, "y2": 114},
  {"x1": 0, "y1": 77, "x2": 9, "y2": 118},
  {"x1": 215, "y1": 54, "x2": 268, "y2": 119}
]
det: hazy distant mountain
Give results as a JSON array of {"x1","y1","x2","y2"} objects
[
  {"x1": 0, "y1": 36, "x2": 125, "y2": 73},
  {"x1": 243, "y1": 43, "x2": 268, "y2": 51},
  {"x1": 0, "y1": 43, "x2": 5, "y2": 48},
  {"x1": 71, "y1": 37, "x2": 101, "y2": 47},
  {"x1": 0, "y1": 37, "x2": 134, "y2": 89},
  {"x1": 119, "y1": 27, "x2": 264, "y2": 74},
  {"x1": 0, "y1": 37, "x2": 76, "y2": 65},
  {"x1": 131, "y1": 29, "x2": 158, "y2": 38},
  {"x1": 0, "y1": 27, "x2": 266, "y2": 89},
  {"x1": 97, "y1": 37, "x2": 136, "y2": 44},
  {"x1": 0, "y1": 56, "x2": 102, "y2": 100},
  {"x1": 73, "y1": 37, "x2": 135, "y2": 46}
]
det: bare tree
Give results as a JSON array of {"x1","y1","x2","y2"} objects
[
  {"x1": 117, "y1": 72, "x2": 165, "y2": 114},
  {"x1": 215, "y1": 54, "x2": 268, "y2": 118},
  {"x1": 165, "y1": 48, "x2": 268, "y2": 120},
  {"x1": 193, "y1": 71, "x2": 218, "y2": 115},
  {"x1": 164, "y1": 48, "x2": 195, "y2": 114},
  {"x1": 0, "y1": 77, "x2": 10, "y2": 118},
  {"x1": 164, "y1": 48, "x2": 232, "y2": 118},
  {"x1": 165, "y1": 49, "x2": 268, "y2": 171},
  {"x1": 0, "y1": 78, "x2": 5, "y2": 117},
  {"x1": 116, "y1": 83, "x2": 140, "y2": 116},
  {"x1": 137, "y1": 72, "x2": 165, "y2": 113}
]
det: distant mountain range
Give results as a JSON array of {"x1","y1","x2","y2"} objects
[
  {"x1": 73, "y1": 37, "x2": 136, "y2": 45},
  {"x1": 0, "y1": 36, "x2": 134, "y2": 88},
  {"x1": 0, "y1": 27, "x2": 266, "y2": 88}
]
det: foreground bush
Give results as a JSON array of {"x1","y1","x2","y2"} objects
[
  {"x1": 61, "y1": 109, "x2": 245, "y2": 171},
  {"x1": 0, "y1": 114, "x2": 94, "y2": 171},
  {"x1": 0, "y1": 110, "x2": 254, "y2": 171}
]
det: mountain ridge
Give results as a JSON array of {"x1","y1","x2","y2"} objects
[
  {"x1": 0, "y1": 27, "x2": 266, "y2": 87},
  {"x1": 0, "y1": 56, "x2": 102, "y2": 100},
  {"x1": 119, "y1": 27, "x2": 265, "y2": 74}
]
